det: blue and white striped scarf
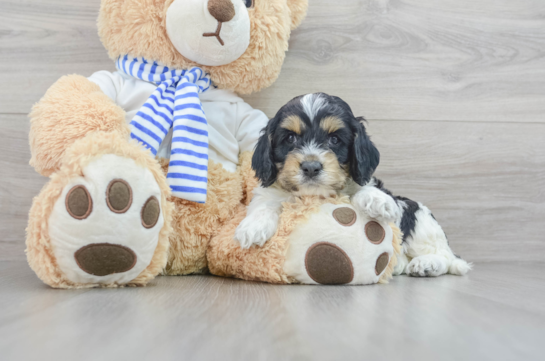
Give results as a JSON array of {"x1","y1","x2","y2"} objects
[{"x1": 116, "y1": 55, "x2": 212, "y2": 203}]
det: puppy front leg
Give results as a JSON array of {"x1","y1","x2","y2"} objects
[
  {"x1": 351, "y1": 184, "x2": 401, "y2": 223},
  {"x1": 234, "y1": 186, "x2": 290, "y2": 249}
]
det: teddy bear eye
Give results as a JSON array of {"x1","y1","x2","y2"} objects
[{"x1": 244, "y1": 0, "x2": 255, "y2": 9}]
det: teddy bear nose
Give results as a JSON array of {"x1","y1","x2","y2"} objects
[{"x1": 208, "y1": 0, "x2": 236, "y2": 23}]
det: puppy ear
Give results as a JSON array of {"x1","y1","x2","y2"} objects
[
  {"x1": 252, "y1": 126, "x2": 278, "y2": 187},
  {"x1": 350, "y1": 117, "x2": 380, "y2": 186}
]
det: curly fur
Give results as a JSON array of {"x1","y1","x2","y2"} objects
[{"x1": 162, "y1": 151, "x2": 256, "y2": 275}]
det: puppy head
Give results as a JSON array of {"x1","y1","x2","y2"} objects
[{"x1": 253, "y1": 93, "x2": 380, "y2": 196}]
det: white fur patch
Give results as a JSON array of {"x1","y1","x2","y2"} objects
[
  {"x1": 351, "y1": 185, "x2": 402, "y2": 223},
  {"x1": 401, "y1": 204, "x2": 472, "y2": 276},
  {"x1": 234, "y1": 186, "x2": 291, "y2": 248},
  {"x1": 301, "y1": 94, "x2": 326, "y2": 122}
]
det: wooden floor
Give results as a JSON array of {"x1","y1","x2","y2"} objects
[
  {"x1": 0, "y1": 261, "x2": 543, "y2": 361},
  {"x1": 0, "y1": 1, "x2": 544, "y2": 359}
]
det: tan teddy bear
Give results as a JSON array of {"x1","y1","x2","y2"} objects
[{"x1": 26, "y1": 0, "x2": 309, "y2": 288}]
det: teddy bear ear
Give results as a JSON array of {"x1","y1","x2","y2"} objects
[{"x1": 287, "y1": 0, "x2": 309, "y2": 30}]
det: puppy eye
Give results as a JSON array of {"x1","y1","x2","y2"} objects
[
  {"x1": 329, "y1": 135, "x2": 340, "y2": 146},
  {"x1": 244, "y1": 0, "x2": 255, "y2": 9},
  {"x1": 287, "y1": 134, "x2": 297, "y2": 144}
]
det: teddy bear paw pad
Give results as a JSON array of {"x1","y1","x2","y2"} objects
[
  {"x1": 305, "y1": 242, "x2": 354, "y2": 285},
  {"x1": 48, "y1": 154, "x2": 164, "y2": 285},
  {"x1": 284, "y1": 204, "x2": 395, "y2": 285}
]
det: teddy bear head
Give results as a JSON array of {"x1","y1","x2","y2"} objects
[{"x1": 98, "y1": 0, "x2": 308, "y2": 94}]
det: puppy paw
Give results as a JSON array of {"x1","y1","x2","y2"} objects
[
  {"x1": 352, "y1": 187, "x2": 401, "y2": 223},
  {"x1": 234, "y1": 214, "x2": 278, "y2": 249},
  {"x1": 406, "y1": 255, "x2": 448, "y2": 277}
]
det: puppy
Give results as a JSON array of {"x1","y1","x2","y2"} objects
[{"x1": 234, "y1": 93, "x2": 471, "y2": 277}]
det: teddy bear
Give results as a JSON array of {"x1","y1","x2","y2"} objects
[{"x1": 26, "y1": 0, "x2": 309, "y2": 288}]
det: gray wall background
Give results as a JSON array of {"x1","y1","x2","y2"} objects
[{"x1": 1, "y1": 0, "x2": 544, "y2": 262}]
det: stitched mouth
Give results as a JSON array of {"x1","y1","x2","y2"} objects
[{"x1": 203, "y1": 22, "x2": 225, "y2": 46}]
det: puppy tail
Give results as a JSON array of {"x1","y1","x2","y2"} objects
[{"x1": 448, "y1": 257, "x2": 473, "y2": 276}]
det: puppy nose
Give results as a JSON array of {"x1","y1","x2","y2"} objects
[
  {"x1": 301, "y1": 161, "x2": 323, "y2": 178},
  {"x1": 208, "y1": 0, "x2": 235, "y2": 23}
]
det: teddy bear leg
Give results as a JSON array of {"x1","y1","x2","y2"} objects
[
  {"x1": 26, "y1": 132, "x2": 172, "y2": 288},
  {"x1": 29, "y1": 74, "x2": 128, "y2": 176},
  {"x1": 283, "y1": 203, "x2": 401, "y2": 285},
  {"x1": 162, "y1": 157, "x2": 245, "y2": 276}
]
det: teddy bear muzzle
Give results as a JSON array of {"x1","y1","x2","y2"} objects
[{"x1": 166, "y1": 0, "x2": 251, "y2": 66}]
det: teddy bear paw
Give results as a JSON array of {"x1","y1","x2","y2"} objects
[
  {"x1": 283, "y1": 204, "x2": 396, "y2": 285},
  {"x1": 48, "y1": 154, "x2": 165, "y2": 285}
]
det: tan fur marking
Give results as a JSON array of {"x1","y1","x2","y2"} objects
[
  {"x1": 281, "y1": 115, "x2": 305, "y2": 135},
  {"x1": 320, "y1": 116, "x2": 344, "y2": 133},
  {"x1": 321, "y1": 151, "x2": 348, "y2": 191},
  {"x1": 277, "y1": 152, "x2": 303, "y2": 192}
]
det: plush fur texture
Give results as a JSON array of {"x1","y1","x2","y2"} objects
[
  {"x1": 98, "y1": 0, "x2": 308, "y2": 94},
  {"x1": 26, "y1": 132, "x2": 173, "y2": 288},
  {"x1": 162, "y1": 151, "x2": 255, "y2": 275},
  {"x1": 29, "y1": 75, "x2": 128, "y2": 176}
]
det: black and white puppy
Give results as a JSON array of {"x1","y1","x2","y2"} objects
[{"x1": 234, "y1": 93, "x2": 471, "y2": 277}]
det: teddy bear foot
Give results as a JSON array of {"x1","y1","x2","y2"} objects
[
  {"x1": 47, "y1": 154, "x2": 165, "y2": 285},
  {"x1": 27, "y1": 132, "x2": 172, "y2": 288},
  {"x1": 283, "y1": 203, "x2": 400, "y2": 285}
]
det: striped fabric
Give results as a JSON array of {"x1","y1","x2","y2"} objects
[{"x1": 116, "y1": 55, "x2": 212, "y2": 203}]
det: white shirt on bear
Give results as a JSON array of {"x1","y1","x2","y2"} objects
[{"x1": 88, "y1": 70, "x2": 269, "y2": 173}]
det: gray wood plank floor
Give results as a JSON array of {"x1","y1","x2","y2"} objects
[{"x1": 0, "y1": 261, "x2": 544, "y2": 361}]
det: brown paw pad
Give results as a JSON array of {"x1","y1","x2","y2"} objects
[
  {"x1": 66, "y1": 185, "x2": 93, "y2": 220},
  {"x1": 141, "y1": 196, "x2": 160, "y2": 229},
  {"x1": 375, "y1": 252, "x2": 389, "y2": 276},
  {"x1": 333, "y1": 207, "x2": 357, "y2": 226},
  {"x1": 75, "y1": 243, "x2": 137, "y2": 276},
  {"x1": 305, "y1": 242, "x2": 354, "y2": 285},
  {"x1": 107, "y1": 179, "x2": 132, "y2": 213},
  {"x1": 365, "y1": 221, "x2": 385, "y2": 244}
]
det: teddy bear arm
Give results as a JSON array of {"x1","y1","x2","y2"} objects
[{"x1": 29, "y1": 74, "x2": 128, "y2": 176}]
